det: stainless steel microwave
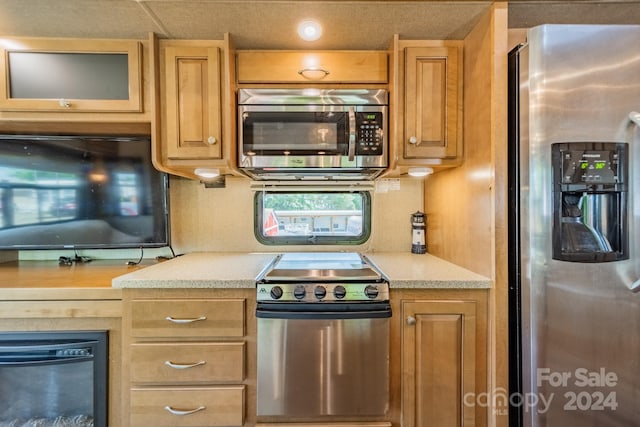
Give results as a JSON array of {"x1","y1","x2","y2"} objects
[{"x1": 238, "y1": 88, "x2": 388, "y2": 180}]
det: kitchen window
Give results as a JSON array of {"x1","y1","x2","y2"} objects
[{"x1": 254, "y1": 190, "x2": 371, "y2": 245}]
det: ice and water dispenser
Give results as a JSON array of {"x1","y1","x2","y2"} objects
[{"x1": 552, "y1": 142, "x2": 629, "y2": 262}]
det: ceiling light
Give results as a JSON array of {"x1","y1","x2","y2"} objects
[
  {"x1": 297, "y1": 20, "x2": 322, "y2": 41},
  {"x1": 194, "y1": 168, "x2": 220, "y2": 179},
  {"x1": 408, "y1": 167, "x2": 434, "y2": 178}
]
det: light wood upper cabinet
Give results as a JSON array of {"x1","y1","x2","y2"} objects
[
  {"x1": 400, "y1": 291, "x2": 487, "y2": 427},
  {"x1": 155, "y1": 37, "x2": 237, "y2": 181},
  {"x1": 390, "y1": 39, "x2": 463, "y2": 172},
  {"x1": 237, "y1": 51, "x2": 388, "y2": 84},
  {"x1": 164, "y1": 46, "x2": 222, "y2": 160},
  {"x1": 0, "y1": 38, "x2": 142, "y2": 113},
  {"x1": 404, "y1": 45, "x2": 462, "y2": 160}
]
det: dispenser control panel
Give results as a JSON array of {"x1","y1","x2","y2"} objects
[
  {"x1": 554, "y1": 143, "x2": 627, "y2": 187},
  {"x1": 561, "y1": 150, "x2": 619, "y2": 184}
]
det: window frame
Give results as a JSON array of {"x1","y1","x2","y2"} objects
[{"x1": 254, "y1": 190, "x2": 372, "y2": 245}]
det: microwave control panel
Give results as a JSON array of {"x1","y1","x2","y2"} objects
[{"x1": 356, "y1": 112, "x2": 384, "y2": 155}]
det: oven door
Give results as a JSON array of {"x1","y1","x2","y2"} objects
[{"x1": 256, "y1": 302, "x2": 390, "y2": 418}]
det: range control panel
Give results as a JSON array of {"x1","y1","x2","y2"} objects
[{"x1": 256, "y1": 282, "x2": 390, "y2": 303}]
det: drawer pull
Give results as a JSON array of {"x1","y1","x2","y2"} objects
[
  {"x1": 165, "y1": 316, "x2": 207, "y2": 324},
  {"x1": 298, "y1": 67, "x2": 330, "y2": 79},
  {"x1": 164, "y1": 405, "x2": 206, "y2": 416},
  {"x1": 165, "y1": 360, "x2": 206, "y2": 369}
]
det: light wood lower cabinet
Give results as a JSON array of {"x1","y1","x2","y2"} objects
[
  {"x1": 130, "y1": 342, "x2": 245, "y2": 384},
  {"x1": 122, "y1": 289, "x2": 252, "y2": 427},
  {"x1": 122, "y1": 288, "x2": 487, "y2": 427},
  {"x1": 130, "y1": 298, "x2": 245, "y2": 338},
  {"x1": 130, "y1": 386, "x2": 245, "y2": 427},
  {"x1": 394, "y1": 289, "x2": 488, "y2": 427}
]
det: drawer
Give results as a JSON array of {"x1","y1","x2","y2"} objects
[
  {"x1": 130, "y1": 386, "x2": 245, "y2": 427},
  {"x1": 130, "y1": 299, "x2": 245, "y2": 338},
  {"x1": 237, "y1": 51, "x2": 388, "y2": 84},
  {"x1": 130, "y1": 342, "x2": 245, "y2": 384}
]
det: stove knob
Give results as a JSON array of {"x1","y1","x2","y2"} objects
[
  {"x1": 293, "y1": 285, "x2": 306, "y2": 300},
  {"x1": 334, "y1": 285, "x2": 347, "y2": 299},
  {"x1": 270, "y1": 286, "x2": 284, "y2": 300},
  {"x1": 314, "y1": 286, "x2": 327, "y2": 300},
  {"x1": 364, "y1": 285, "x2": 379, "y2": 299}
]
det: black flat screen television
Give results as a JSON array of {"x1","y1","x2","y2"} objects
[{"x1": 0, "y1": 134, "x2": 170, "y2": 250}]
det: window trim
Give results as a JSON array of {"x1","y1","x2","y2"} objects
[{"x1": 254, "y1": 190, "x2": 371, "y2": 245}]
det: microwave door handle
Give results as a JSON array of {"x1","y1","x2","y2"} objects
[{"x1": 348, "y1": 107, "x2": 356, "y2": 161}]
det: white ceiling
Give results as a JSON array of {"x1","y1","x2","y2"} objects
[{"x1": 0, "y1": 1, "x2": 638, "y2": 49}]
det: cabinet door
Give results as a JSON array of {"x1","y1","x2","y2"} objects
[
  {"x1": 0, "y1": 39, "x2": 142, "y2": 112},
  {"x1": 404, "y1": 46, "x2": 461, "y2": 159},
  {"x1": 402, "y1": 300, "x2": 476, "y2": 427},
  {"x1": 237, "y1": 51, "x2": 388, "y2": 84},
  {"x1": 164, "y1": 46, "x2": 222, "y2": 160}
]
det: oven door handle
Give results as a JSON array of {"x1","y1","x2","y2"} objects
[{"x1": 256, "y1": 302, "x2": 391, "y2": 320}]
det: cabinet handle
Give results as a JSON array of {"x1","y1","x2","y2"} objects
[
  {"x1": 165, "y1": 316, "x2": 207, "y2": 323},
  {"x1": 298, "y1": 67, "x2": 330, "y2": 79},
  {"x1": 164, "y1": 405, "x2": 206, "y2": 416},
  {"x1": 207, "y1": 136, "x2": 217, "y2": 145},
  {"x1": 409, "y1": 136, "x2": 419, "y2": 145},
  {"x1": 165, "y1": 360, "x2": 206, "y2": 369},
  {"x1": 406, "y1": 315, "x2": 417, "y2": 325},
  {"x1": 58, "y1": 98, "x2": 71, "y2": 108}
]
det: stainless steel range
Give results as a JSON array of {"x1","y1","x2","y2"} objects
[{"x1": 256, "y1": 252, "x2": 391, "y2": 419}]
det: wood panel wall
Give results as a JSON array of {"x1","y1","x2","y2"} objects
[{"x1": 423, "y1": 3, "x2": 509, "y2": 427}]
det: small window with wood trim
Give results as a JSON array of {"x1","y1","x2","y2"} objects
[{"x1": 255, "y1": 190, "x2": 371, "y2": 245}]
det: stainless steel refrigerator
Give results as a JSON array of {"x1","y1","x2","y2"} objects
[{"x1": 508, "y1": 25, "x2": 640, "y2": 427}]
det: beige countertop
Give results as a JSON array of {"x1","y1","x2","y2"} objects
[
  {"x1": 365, "y1": 252, "x2": 491, "y2": 289},
  {"x1": 112, "y1": 252, "x2": 491, "y2": 289}
]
